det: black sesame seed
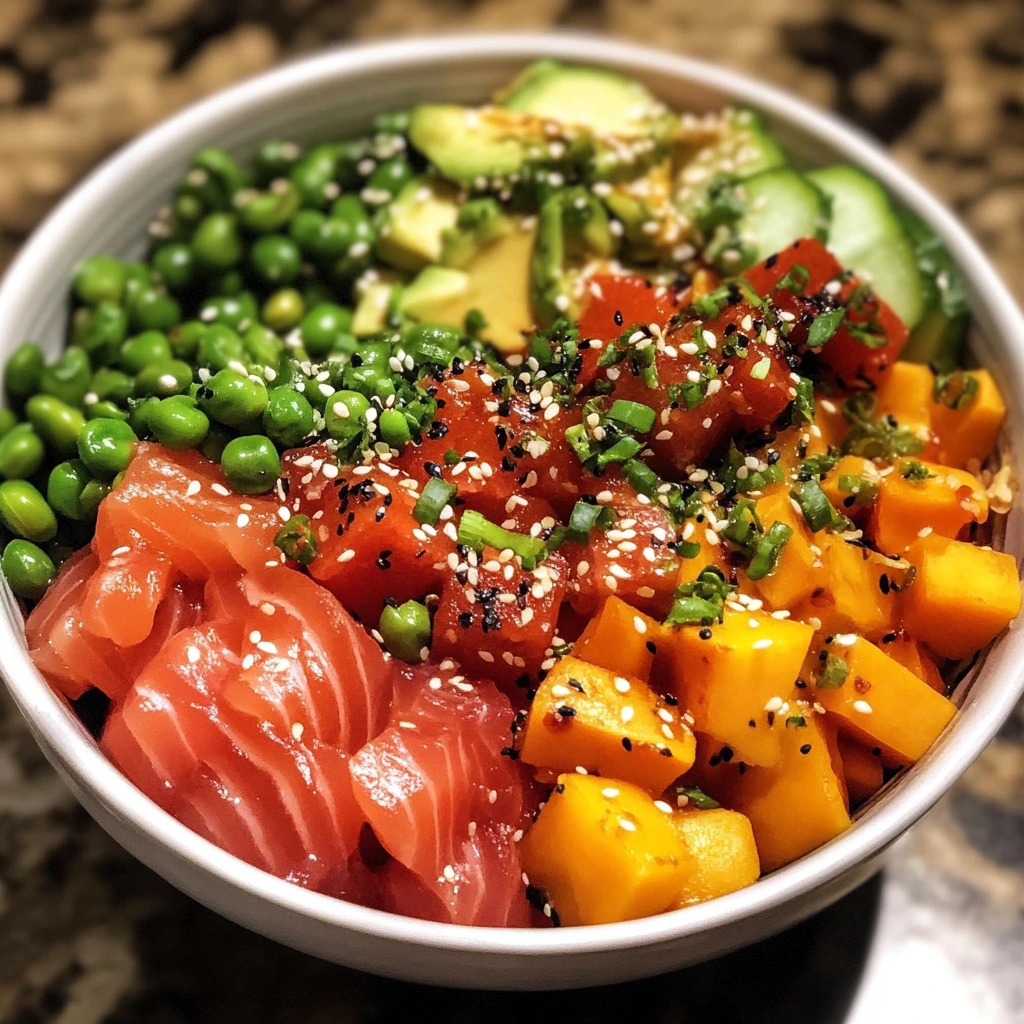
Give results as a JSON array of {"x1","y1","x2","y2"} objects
[
  {"x1": 800, "y1": 743, "x2": 812, "y2": 755},
  {"x1": 621, "y1": 737, "x2": 633, "y2": 751}
]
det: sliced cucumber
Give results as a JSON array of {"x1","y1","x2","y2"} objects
[
  {"x1": 807, "y1": 165, "x2": 925, "y2": 328},
  {"x1": 898, "y1": 209, "x2": 970, "y2": 370},
  {"x1": 736, "y1": 168, "x2": 828, "y2": 265}
]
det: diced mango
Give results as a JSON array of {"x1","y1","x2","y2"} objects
[
  {"x1": 871, "y1": 459, "x2": 987, "y2": 556},
  {"x1": 751, "y1": 490, "x2": 824, "y2": 610},
  {"x1": 573, "y1": 597, "x2": 661, "y2": 681},
  {"x1": 885, "y1": 635, "x2": 945, "y2": 694},
  {"x1": 520, "y1": 774, "x2": 691, "y2": 925},
  {"x1": 875, "y1": 362, "x2": 934, "y2": 439},
  {"x1": 813, "y1": 392, "x2": 850, "y2": 449},
  {"x1": 838, "y1": 734, "x2": 885, "y2": 804},
  {"x1": 725, "y1": 711, "x2": 851, "y2": 872},
  {"x1": 670, "y1": 808, "x2": 760, "y2": 907},
  {"x1": 928, "y1": 369, "x2": 1007, "y2": 469},
  {"x1": 665, "y1": 610, "x2": 814, "y2": 767},
  {"x1": 821, "y1": 455, "x2": 879, "y2": 522},
  {"x1": 765, "y1": 425, "x2": 830, "y2": 479},
  {"x1": 677, "y1": 525, "x2": 727, "y2": 585},
  {"x1": 903, "y1": 534, "x2": 1020, "y2": 659},
  {"x1": 520, "y1": 656, "x2": 695, "y2": 792},
  {"x1": 809, "y1": 635, "x2": 956, "y2": 763}
]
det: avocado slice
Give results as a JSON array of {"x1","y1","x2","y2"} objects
[
  {"x1": 500, "y1": 60, "x2": 669, "y2": 138},
  {"x1": 402, "y1": 223, "x2": 538, "y2": 352},
  {"x1": 441, "y1": 197, "x2": 513, "y2": 269},
  {"x1": 376, "y1": 178, "x2": 460, "y2": 272},
  {"x1": 352, "y1": 275, "x2": 402, "y2": 337},
  {"x1": 604, "y1": 158, "x2": 673, "y2": 263},
  {"x1": 408, "y1": 105, "x2": 542, "y2": 185}
]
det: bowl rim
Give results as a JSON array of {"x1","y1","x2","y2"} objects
[{"x1": 3, "y1": 30, "x2": 1024, "y2": 958}]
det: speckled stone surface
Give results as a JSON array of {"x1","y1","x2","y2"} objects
[{"x1": 1, "y1": 2, "x2": 1023, "y2": 1020}]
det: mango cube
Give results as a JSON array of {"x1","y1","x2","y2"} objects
[
  {"x1": 903, "y1": 534, "x2": 1021, "y2": 659},
  {"x1": 751, "y1": 491, "x2": 824, "y2": 610},
  {"x1": 520, "y1": 656, "x2": 695, "y2": 792},
  {"x1": 520, "y1": 774, "x2": 691, "y2": 925},
  {"x1": 838, "y1": 735, "x2": 884, "y2": 804},
  {"x1": 928, "y1": 369, "x2": 1007, "y2": 469},
  {"x1": 670, "y1": 808, "x2": 760, "y2": 907},
  {"x1": 572, "y1": 597, "x2": 661, "y2": 681}
]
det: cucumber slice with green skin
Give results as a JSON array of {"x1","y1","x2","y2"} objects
[
  {"x1": 736, "y1": 168, "x2": 829, "y2": 266},
  {"x1": 807, "y1": 164, "x2": 925, "y2": 328},
  {"x1": 898, "y1": 208, "x2": 970, "y2": 371}
]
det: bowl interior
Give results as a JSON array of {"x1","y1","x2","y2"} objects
[{"x1": 1, "y1": 34, "x2": 1022, "y2": 985}]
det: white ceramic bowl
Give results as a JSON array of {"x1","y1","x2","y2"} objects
[{"x1": 1, "y1": 33, "x2": 1022, "y2": 991}]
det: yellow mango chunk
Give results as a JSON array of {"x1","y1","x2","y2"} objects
[
  {"x1": 809, "y1": 635, "x2": 956, "y2": 763},
  {"x1": 871, "y1": 459, "x2": 987, "y2": 556},
  {"x1": 813, "y1": 392, "x2": 850, "y2": 449},
  {"x1": 726, "y1": 711, "x2": 851, "y2": 872},
  {"x1": 665, "y1": 610, "x2": 814, "y2": 767},
  {"x1": 797, "y1": 536, "x2": 903, "y2": 639},
  {"x1": 520, "y1": 774, "x2": 691, "y2": 925},
  {"x1": 902, "y1": 534, "x2": 1021, "y2": 659},
  {"x1": 751, "y1": 491, "x2": 823, "y2": 610},
  {"x1": 838, "y1": 734, "x2": 884, "y2": 804},
  {"x1": 764, "y1": 425, "x2": 830, "y2": 479},
  {"x1": 821, "y1": 455, "x2": 879, "y2": 522},
  {"x1": 520, "y1": 656, "x2": 695, "y2": 792},
  {"x1": 677, "y1": 525, "x2": 727, "y2": 585},
  {"x1": 573, "y1": 597, "x2": 661, "y2": 682},
  {"x1": 885, "y1": 635, "x2": 945, "y2": 694},
  {"x1": 928, "y1": 369, "x2": 1007, "y2": 469},
  {"x1": 670, "y1": 807, "x2": 760, "y2": 907},
  {"x1": 875, "y1": 362, "x2": 934, "y2": 439}
]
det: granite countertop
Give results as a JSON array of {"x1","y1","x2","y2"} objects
[{"x1": 2, "y1": 1, "x2": 1024, "y2": 1020}]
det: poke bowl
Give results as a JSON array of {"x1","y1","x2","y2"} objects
[{"x1": 0, "y1": 33, "x2": 1022, "y2": 990}]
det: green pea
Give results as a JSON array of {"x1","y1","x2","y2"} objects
[
  {"x1": 237, "y1": 182, "x2": 301, "y2": 233},
  {"x1": 324, "y1": 389, "x2": 370, "y2": 441},
  {"x1": 330, "y1": 333, "x2": 359, "y2": 356},
  {"x1": 5, "y1": 343, "x2": 45, "y2": 401},
  {"x1": 289, "y1": 145, "x2": 338, "y2": 208},
  {"x1": 254, "y1": 140, "x2": 303, "y2": 183},
  {"x1": 196, "y1": 324, "x2": 246, "y2": 373},
  {"x1": 147, "y1": 395, "x2": 210, "y2": 450},
  {"x1": 0, "y1": 409, "x2": 17, "y2": 439},
  {"x1": 326, "y1": 195, "x2": 375, "y2": 279},
  {"x1": 357, "y1": 341, "x2": 392, "y2": 367},
  {"x1": 1, "y1": 539, "x2": 56, "y2": 599},
  {"x1": 192, "y1": 146, "x2": 247, "y2": 205},
  {"x1": 242, "y1": 324, "x2": 284, "y2": 374},
  {"x1": 0, "y1": 480, "x2": 57, "y2": 542},
  {"x1": 91, "y1": 367, "x2": 134, "y2": 404},
  {"x1": 302, "y1": 280, "x2": 335, "y2": 310},
  {"x1": 126, "y1": 396, "x2": 158, "y2": 436},
  {"x1": 72, "y1": 255, "x2": 126, "y2": 306},
  {"x1": 0, "y1": 424, "x2": 44, "y2": 479},
  {"x1": 301, "y1": 303, "x2": 353, "y2": 357},
  {"x1": 373, "y1": 110, "x2": 411, "y2": 135},
  {"x1": 221, "y1": 435, "x2": 281, "y2": 495},
  {"x1": 168, "y1": 320, "x2": 207, "y2": 361},
  {"x1": 122, "y1": 262, "x2": 154, "y2": 305},
  {"x1": 120, "y1": 331, "x2": 172, "y2": 374},
  {"x1": 198, "y1": 369, "x2": 268, "y2": 429},
  {"x1": 151, "y1": 243, "x2": 195, "y2": 291},
  {"x1": 366, "y1": 157, "x2": 413, "y2": 201},
  {"x1": 86, "y1": 400, "x2": 129, "y2": 422},
  {"x1": 47, "y1": 460, "x2": 107, "y2": 520},
  {"x1": 262, "y1": 288, "x2": 304, "y2": 332},
  {"x1": 26, "y1": 394, "x2": 86, "y2": 458},
  {"x1": 72, "y1": 300, "x2": 127, "y2": 365},
  {"x1": 128, "y1": 287, "x2": 182, "y2": 333},
  {"x1": 77, "y1": 418, "x2": 138, "y2": 478},
  {"x1": 251, "y1": 234, "x2": 301, "y2": 285},
  {"x1": 135, "y1": 360, "x2": 193, "y2": 398},
  {"x1": 45, "y1": 539, "x2": 76, "y2": 572},
  {"x1": 289, "y1": 209, "x2": 329, "y2": 252},
  {"x1": 39, "y1": 347, "x2": 92, "y2": 408},
  {"x1": 378, "y1": 600, "x2": 431, "y2": 663},
  {"x1": 197, "y1": 293, "x2": 258, "y2": 332},
  {"x1": 206, "y1": 269, "x2": 245, "y2": 297},
  {"x1": 379, "y1": 409, "x2": 412, "y2": 448},
  {"x1": 263, "y1": 386, "x2": 315, "y2": 448},
  {"x1": 405, "y1": 322, "x2": 462, "y2": 365},
  {"x1": 199, "y1": 425, "x2": 232, "y2": 463},
  {"x1": 192, "y1": 212, "x2": 243, "y2": 269}
]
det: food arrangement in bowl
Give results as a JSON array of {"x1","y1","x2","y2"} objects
[{"x1": 2, "y1": 57, "x2": 1020, "y2": 932}]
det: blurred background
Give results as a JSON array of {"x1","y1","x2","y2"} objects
[{"x1": 1, "y1": 1, "x2": 1024, "y2": 1021}]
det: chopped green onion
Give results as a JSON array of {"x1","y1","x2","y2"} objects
[
  {"x1": 797, "y1": 451, "x2": 839, "y2": 480},
  {"x1": 274, "y1": 514, "x2": 318, "y2": 566},
  {"x1": 749, "y1": 355, "x2": 771, "y2": 380},
  {"x1": 806, "y1": 308, "x2": 845, "y2": 348},
  {"x1": 932, "y1": 370, "x2": 978, "y2": 410},
  {"x1": 457, "y1": 510, "x2": 546, "y2": 569},
  {"x1": 838, "y1": 474, "x2": 879, "y2": 505},
  {"x1": 665, "y1": 566, "x2": 735, "y2": 627},
  {"x1": 746, "y1": 521, "x2": 793, "y2": 581},
  {"x1": 791, "y1": 376, "x2": 815, "y2": 426},
  {"x1": 564, "y1": 423, "x2": 594, "y2": 463},
  {"x1": 786, "y1": 714, "x2": 807, "y2": 728},
  {"x1": 566, "y1": 500, "x2": 614, "y2": 544},
  {"x1": 900, "y1": 459, "x2": 934, "y2": 482},
  {"x1": 444, "y1": 448, "x2": 460, "y2": 466},
  {"x1": 722, "y1": 498, "x2": 761, "y2": 554},
  {"x1": 606, "y1": 399, "x2": 656, "y2": 434},
  {"x1": 817, "y1": 653, "x2": 849, "y2": 688},
  {"x1": 790, "y1": 478, "x2": 844, "y2": 532},
  {"x1": 773, "y1": 263, "x2": 810, "y2": 296},
  {"x1": 676, "y1": 785, "x2": 720, "y2": 810},
  {"x1": 622, "y1": 457, "x2": 659, "y2": 497},
  {"x1": 413, "y1": 477, "x2": 457, "y2": 525},
  {"x1": 595, "y1": 434, "x2": 643, "y2": 468},
  {"x1": 676, "y1": 538, "x2": 701, "y2": 559}
]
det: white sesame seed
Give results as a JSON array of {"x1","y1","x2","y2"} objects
[{"x1": 853, "y1": 700, "x2": 873, "y2": 714}]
